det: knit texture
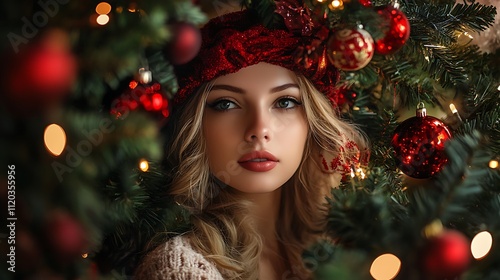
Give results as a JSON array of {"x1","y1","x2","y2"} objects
[{"x1": 134, "y1": 235, "x2": 225, "y2": 280}]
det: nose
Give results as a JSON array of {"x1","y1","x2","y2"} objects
[{"x1": 244, "y1": 108, "x2": 272, "y2": 143}]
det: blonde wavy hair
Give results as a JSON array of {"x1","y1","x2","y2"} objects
[{"x1": 162, "y1": 75, "x2": 367, "y2": 279}]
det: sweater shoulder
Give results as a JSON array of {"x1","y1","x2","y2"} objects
[{"x1": 134, "y1": 235, "x2": 224, "y2": 280}]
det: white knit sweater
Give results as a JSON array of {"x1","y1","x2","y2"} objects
[{"x1": 134, "y1": 235, "x2": 225, "y2": 280}]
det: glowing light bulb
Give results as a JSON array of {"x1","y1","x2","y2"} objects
[
  {"x1": 449, "y1": 103, "x2": 458, "y2": 114},
  {"x1": 44, "y1": 124, "x2": 66, "y2": 156},
  {"x1": 471, "y1": 231, "x2": 493, "y2": 260},
  {"x1": 489, "y1": 160, "x2": 498, "y2": 169},
  {"x1": 82, "y1": 253, "x2": 88, "y2": 258},
  {"x1": 139, "y1": 159, "x2": 149, "y2": 172},
  {"x1": 357, "y1": 167, "x2": 366, "y2": 179},
  {"x1": 328, "y1": 0, "x2": 344, "y2": 10},
  {"x1": 331, "y1": 0, "x2": 342, "y2": 7},
  {"x1": 96, "y1": 2, "x2": 112, "y2": 15},
  {"x1": 96, "y1": 14, "x2": 110, "y2": 25},
  {"x1": 449, "y1": 103, "x2": 462, "y2": 122},
  {"x1": 370, "y1": 253, "x2": 401, "y2": 280}
]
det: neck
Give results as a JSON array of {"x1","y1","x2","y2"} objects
[
  {"x1": 244, "y1": 188, "x2": 282, "y2": 248},
  {"x1": 243, "y1": 188, "x2": 290, "y2": 279}
]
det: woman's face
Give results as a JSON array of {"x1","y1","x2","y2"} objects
[{"x1": 203, "y1": 62, "x2": 309, "y2": 194}]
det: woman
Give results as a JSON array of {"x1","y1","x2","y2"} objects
[{"x1": 135, "y1": 9, "x2": 367, "y2": 280}]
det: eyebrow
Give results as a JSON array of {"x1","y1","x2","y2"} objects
[{"x1": 210, "y1": 83, "x2": 299, "y2": 94}]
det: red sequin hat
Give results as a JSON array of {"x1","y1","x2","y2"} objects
[{"x1": 173, "y1": 9, "x2": 339, "y2": 104}]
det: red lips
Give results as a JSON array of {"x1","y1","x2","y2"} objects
[{"x1": 238, "y1": 151, "x2": 278, "y2": 172}]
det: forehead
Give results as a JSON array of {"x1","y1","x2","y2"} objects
[{"x1": 213, "y1": 62, "x2": 298, "y2": 87}]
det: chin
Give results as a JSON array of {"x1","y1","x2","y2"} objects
[
  {"x1": 226, "y1": 177, "x2": 290, "y2": 194},
  {"x1": 232, "y1": 186, "x2": 282, "y2": 194}
]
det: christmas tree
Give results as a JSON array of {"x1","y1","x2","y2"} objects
[{"x1": 0, "y1": 0, "x2": 499, "y2": 279}]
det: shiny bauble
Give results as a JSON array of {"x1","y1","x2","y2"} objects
[{"x1": 327, "y1": 27, "x2": 374, "y2": 71}]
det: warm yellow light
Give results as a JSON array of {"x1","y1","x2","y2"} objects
[
  {"x1": 96, "y1": 2, "x2": 112, "y2": 15},
  {"x1": 471, "y1": 231, "x2": 493, "y2": 260},
  {"x1": 96, "y1": 14, "x2": 110, "y2": 25},
  {"x1": 139, "y1": 159, "x2": 149, "y2": 172},
  {"x1": 449, "y1": 103, "x2": 458, "y2": 114},
  {"x1": 490, "y1": 160, "x2": 499, "y2": 169},
  {"x1": 128, "y1": 2, "x2": 138, "y2": 12},
  {"x1": 497, "y1": 84, "x2": 500, "y2": 91},
  {"x1": 331, "y1": 0, "x2": 343, "y2": 8},
  {"x1": 424, "y1": 220, "x2": 443, "y2": 238},
  {"x1": 44, "y1": 124, "x2": 66, "y2": 156},
  {"x1": 357, "y1": 167, "x2": 366, "y2": 179},
  {"x1": 370, "y1": 253, "x2": 401, "y2": 280},
  {"x1": 82, "y1": 253, "x2": 88, "y2": 259},
  {"x1": 456, "y1": 31, "x2": 474, "y2": 46}
]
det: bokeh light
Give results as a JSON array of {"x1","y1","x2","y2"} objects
[
  {"x1": 96, "y1": 2, "x2": 112, "y2": 15},
  {"x1": 471, "y1": 231, "x2": 493, "y2": 260},
  {"x1": 44, "y1": 124, "x2": 66, "y2": 156},
  {"x1": 96, "y1": 14, "x2": 110, "y2": 25},
  {"x1": 139, "y1": 159, "x2": 149, "y2": 172},
  {"x1": 370, "y1": 253, "x2": 401, "y2": 280}
]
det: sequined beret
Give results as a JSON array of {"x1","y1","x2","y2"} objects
[{"x1": 173, "y1": 9, "x2": 339, "y2": 104}]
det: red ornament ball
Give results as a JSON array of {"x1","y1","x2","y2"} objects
[
  {"x1": 166, "y1": 22, "x2": 202, "y2": 65},
  {"x1": 5, "y1": 29, "x2": 76, "y2": 113},
  {"x1": 375, "y1": 5, "x2": 411, "y2": 55},
  {"x1": 45, "y1": 210, "x2": 88, "y2": 260},
  {"x1": 422, "y1": 230, "x2": 471, "y2": 279},
  {"x1": 327, "y1": 27, "x2": 374, "y2": 71},
  {"x1": 391, "y1": 108, "x2": 452, "y2": 178},
  {"x1": 111, "y1": 80, "x2": 170, "y2": 119}
]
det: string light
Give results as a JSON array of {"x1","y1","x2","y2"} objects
[
  {"x1": 82, "y1": 253, "x2": 88, "y2": 259},
  {"x1": 128, "y1": 2, "x2": 138, "y2": 12},
  {"x1": 357, "y1": 167, "x2": 366, "y2": 179},
  {"x1": 96, "y1": 14, "x2": 110, "y2": 25},
  {"x1": 370, "y1": 253, "x2": 401, "y2": 280},
  {"x1": 449, "y1": 103, "x2": 458, "y2": 114},
  {"x1": 449, "y1": 103, "x2": 463, "y2": 123},
  {"x1": 139, "y1": 159, "x2": 149, "y2": 172},
  {"x1": 328, "y1": 0, "x2": 344, "y2": 10},
  {"x1": 350, "y1": 165, "x2": 366, "y2": 179},
  {"x1": 44, "y1": 124, "x2": 67, "y2": 156},
  {"x1": 471, "y1": 231, "x2": 493, "y2": 260},
  {"x1": 489, "y1": 160, "x2": 498, "y2": 169},
  {"x1": 96, "y1": 2, "x2": 111, "y2": 15}
]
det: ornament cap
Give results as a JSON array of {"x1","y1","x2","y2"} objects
[
  {"x1": 416, "y1": 102, "x2": 427, "y2": 117},
  {"x1": 137, "y1": 68, "x2": 152, "y2": 84}
]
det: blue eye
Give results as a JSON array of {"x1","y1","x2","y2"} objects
[
  {"x1": 275, "y1": 97, "x2": 301, "y2": 109},
  {"x1": 208, "y1": 99, "x2": 237, "y2": 111}
]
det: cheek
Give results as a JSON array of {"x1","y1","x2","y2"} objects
[
  {"x1": 202, "y1": 117, "x2": 238, "y2": 170},
  {"x1": 275, "y1": 113, "x2": 308, "y2": 143}
]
